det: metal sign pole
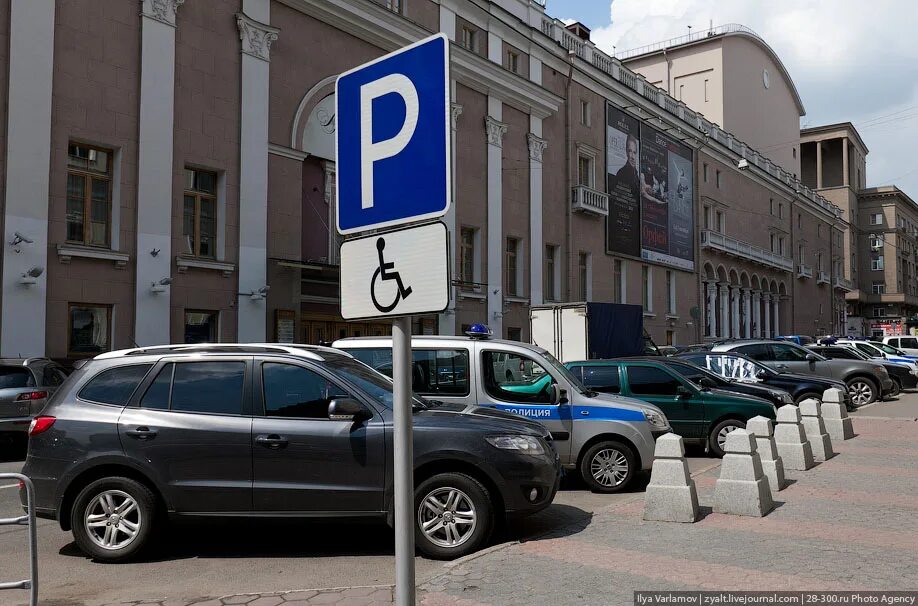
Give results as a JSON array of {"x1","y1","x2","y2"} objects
[{"x1": 392, "y1": 316, "x2": 415, "y2": 605}]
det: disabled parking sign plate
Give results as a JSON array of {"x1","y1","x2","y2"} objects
[
  {"x1": 335, "y1": 34, "x2": 450, "y2": 235},
  {"x1": 340, "y1": 222, "x2": 449, "y2": 320}
]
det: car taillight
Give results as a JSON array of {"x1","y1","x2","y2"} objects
[
  {"x1": 28, "y1": 416, "x2": 56, "y2": 436},
  {"x1": 16, "y1": 391, "x2": 48, "y2": 401}
]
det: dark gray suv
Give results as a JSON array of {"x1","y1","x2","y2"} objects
[{"x1": 21, "y1": 344, "x2": 560, "y2": 562}]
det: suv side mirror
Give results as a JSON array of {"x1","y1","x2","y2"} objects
[
  {"x1": 550, "y1": 384, "x2": 568, "y2": 405},
  {"x1": 676, "y1": 385, "x2": 692, "y2": 398},
  {"x1": 805, "y1": 353, "x2": 818, "y2": 363},
  {"x1": 328, "y1": 398, "x2": 368, "y2": 422}
]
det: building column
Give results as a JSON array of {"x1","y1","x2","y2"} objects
[
  {"x1": 773, "y1": 296, "x2": 781, "y2": 336},
  {"x1": 763, "y1": 293, "x2": 772, "y2": 337},
  {"x1": 134, "y1": 0, "x2": 184, "y2": 346},
  {"x1": 438, "y1": 99, "x2": 462, "y2": 335},
  {"x1": 718, "y1": 283, "x2": 730, "y2": 339},
  {"x1": 816, "y1": 141, "x2": 823, "y2": 189},
  {"x1": 486, "y1": 103, "x2": 508, "y2": 335},
  {"x1": 742, "y1": 289, "x2": 752, "y2": 338},
  {"x1": 705, "y1": 281, "x2": 717, "y2": 338},
  {"x1": 752, "y1": 291, "x2": 762, "y2": 338},
  {"x1": 235, "y1": 5, "x2": 279, "y2": 342},
  {"x1": 1, "y1": 0, "x2": 55, "y2": 356},
  {"x1": 528, "y1": 127, "x2": 547, "y2": 307},
  {"x1": 730, "y1": 286, "x2": 741, "y2": 338},
  {"x1": 842, "y1": 137, "x2": 850, "y2": 187}
]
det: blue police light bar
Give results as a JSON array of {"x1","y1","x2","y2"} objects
[{"x1": 465, "y1": 323, "x2": 492, "y2": 339}]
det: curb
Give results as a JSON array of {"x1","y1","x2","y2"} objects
[{"x1": 850, "y1": 415, "x2": 918, "y2": 421}]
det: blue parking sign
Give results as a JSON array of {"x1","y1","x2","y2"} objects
[{"x1": 336, "y1": 34, "x2": 451, "y2": 234}]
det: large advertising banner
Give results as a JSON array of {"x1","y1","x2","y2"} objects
[
  {"x1": 605, "y1": 103, "x2": 695, "y2": 271},
  {"x1": 605, "y1": 107, "x2": 642, "y2": 257}
]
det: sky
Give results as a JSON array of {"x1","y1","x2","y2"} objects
[{"x1": 553, "y1": 0, "x2": 918, "y2": 198}]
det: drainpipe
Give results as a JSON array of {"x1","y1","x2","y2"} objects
[{"x1": 564, "y1": 50, "x2": 575, "y2": 301}]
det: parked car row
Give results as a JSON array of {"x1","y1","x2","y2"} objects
[{"x1": 14, "y1": 330, "x2": 910, "y2": 565}]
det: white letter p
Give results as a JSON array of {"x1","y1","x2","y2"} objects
[{"x1": 359, "y1": 73, "x2": 419, "y2": 209}]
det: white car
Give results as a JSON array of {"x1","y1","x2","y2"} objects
[
  {"x1": 835, "y1": 340, "x2": 918, "y2": 371},
  {"x1": 882, "y1": 336, "x2": 918, "y2": 356}
]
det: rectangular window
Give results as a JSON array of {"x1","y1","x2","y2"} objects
[
  {"x1": 641, "y1": 265, "x2": 652, "y2": 312},
  {"x1": 872, "y1": 256, "x2": 884, "y2": 271},
  {"x1": 505, "y1": 237, "x2": 519, "y2": 297},
  {"x1": 870, "y1": 236, "x2": 883, "y2": 249},
  {"x1": 383, "y1": 0, "x2": 403, "y2": 13},
  {"x1": 545, "y1": 245, "x2": 557, "y2": 301},
  {"x1": 506, "y1": 327, "x2": 522, "y2": 342},
  {"x1": 461, "y1": 26, "x2": 476, "y2": 52},
  {"x1": 678, "y1": 84, "x2": 684, "y2": 100},
  {"x1": 183, "y1": 168, "x2": 218, "y2": 258},
  {"x1": 798, "y1": 213, "x2": 802, "y2": 229},
  {"x1": 704, "y1": 78, "x2": 709, "y2": 102},
  {"x1": 613, "y1": 259, "x2": 624, "y2": 304},
  {"x1": 779, "y1": 237, "x2": 786, "y2": 256},
  {"x1": 69, "y1": 304, "x2": 112, "y2": 357},
  {"x1": 506, "y1": 49, "x2": 520, "y2": 74},
  {"x1": 770, "y1": 234, "x2": 776, "y2": 253},
  {"x1": 872, "y1": 282, "x2": 885, "y2": 295},
  {"x1": 348, "y1": 348, "x2": 471, "y2": 396},
  {"x1": 703, "y1": 163, "x2": 708, "y2": 183},
  {"x1": 263, "y1": 363, "x2": 348, "y2": 419},
  {"x1": 874, "y1": 307, "x2": 886, "y2": 318},
  {"x1": 666, "y1": 270, "x2": 675, "y2": 314},
  {"x1": 817, "y1": 223, "x2": 822, "y2": 238},
  {"x1": 628, "y1": 366, "x2": 680, "y2": 396},
  {"x1": 579, "y1": 99, "x2": 590, "y2": 126},
  {"x1": 716, "y1": 210, "x2": 725, "y2": 233},
  {"x1": 184, "y1": 310, "x2": 219, "y2": 344},
  {"x1": 778, "y1": 203, "x2": 784, "y2": 219},
  {"x1": 715, "y1": 169, "x2": 722, "y2": 189},
  {"x1": 578, "y1": 155, "x2": 593, "y2": 187},
  {"x1": 579, "y1": 252, "x2": 590, "y2": 301},
  {"x1": 170, "y1": 362, "x2": 245, "y2": 415},
  {"x1": 460, "y1": 227, "x2": 476, "y2": 288},
  {"x1": 769, "y1": 199, "x2": 774, "y2": 216},
  {"x1": 870, "y1": 213, "x2": 883, "y2": 225},
  {"x1": 67, "y1": 143, "x2": 112, "y2": 247}
]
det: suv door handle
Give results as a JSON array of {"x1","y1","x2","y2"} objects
[
  {"x1": 125, "y1": 427, "x2": 158, "y2": 440},
  {"x1": 255, "y1": 434, "x2": 289, "y2": 449}
]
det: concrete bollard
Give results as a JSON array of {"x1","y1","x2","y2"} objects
[
  {"x1": 713, "y1": 429, "x2": 774, "y2": 517},
  {"x1": 746, "y1": 415, "x2": 787, "y2": 495},
  {"x1": 821, "y1": 388, "x2": 854, "y2": 441},
  {"x1": 773, "y1": 405, "x2": 816, "y2": 471},
  {"x1": 643, "y1": 433, "x2": 699, "y2": 523},
  {"x1": 799, "y1": 398, "x2": 835, "y2": 462}
]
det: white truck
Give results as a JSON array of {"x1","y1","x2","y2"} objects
[{"x1": 530, "y1": 302, "x2": 653, "y2": 363}]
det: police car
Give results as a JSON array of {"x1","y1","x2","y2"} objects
[{"x1": 334, "y1": 325, "x2": 670, "y2": 493}]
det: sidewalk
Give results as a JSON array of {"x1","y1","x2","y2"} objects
[{"x1": 96, "y1": 415, "x2": 918, "y2": 606}]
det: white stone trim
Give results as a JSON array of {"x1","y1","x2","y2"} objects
[
  {"x1": 58, "y1": 245, "x2": 130, "y2": 268},
  {"x1": 269, "y1": 143, "x2": 309, "y2": 161},
  {"x1": 289, "y1": 74, "x2": 337, "y2": 149},
  {"x1": 135, "y1": 0, "x2": 182, "y2": 346},
  {"x1": 142, "y1": 0, "x2": 185, "y2": 28},
  {"x1": 485, "y1": 116, "x2": 509, "y2": 147},
  {"x1": 527, "y1": 133, "x2": 547, "y2": 163},
  {"x1": 236, "y1": 12, "x2": 280, "y2": 62},
  {"x1": 175, "y1": 255, "x2": 236, "y2": 276},
  {"x1": 529, "y1": 118, "x2": 544, "y2": 306}
]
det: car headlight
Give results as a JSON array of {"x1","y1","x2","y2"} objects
[
  {"x1": 643, "y1": 409, "x2": 669, "y2": 429},
  {"x1": 485, "y1": 435, "x2": 545, "y2": 456}
]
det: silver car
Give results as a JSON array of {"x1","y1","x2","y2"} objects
[
  {"x1": 0, "y1": 358, "x2": 69, "y2": 450},
  {"x1": 334, "y1": 334, "x2": 670, "y2": 493}
]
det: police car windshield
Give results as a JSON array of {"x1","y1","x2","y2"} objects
[
  {"x1": 541, "y1": 351, "x2": 588, "y2": 393},
  {"x1": 325, "y1": 356, "x2": 427, "y2": 410},
  {"x1": 877, "y1": 342, "x2": 907, "y2": 356}
]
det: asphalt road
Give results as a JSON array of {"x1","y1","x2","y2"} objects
[
  {"x1": 4, "y1": 392, "x2": 912, "y2": 604},
  {"x1": 0, "y1": 437, "x2": 718, "y2": 605}
]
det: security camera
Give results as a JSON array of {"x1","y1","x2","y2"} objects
[
  {"x1": 257, "y1": 285, "x2": 270, "y2": 295},
  {"x1": 24, "y1": 266, "x2": 44, "y2": 278},
  {"x1": 10, "y1": 232, "x2": 34, "y2": 248},
  {"x1": 737, "y1": 158, "x2": 749, "y2": 170},
  {"x1": 158, "y1": 277, "x2": 172, "y2": 286}
]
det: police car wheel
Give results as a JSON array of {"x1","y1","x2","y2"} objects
[
  {"x1": 580, "y1": 440, "x2": 636, "y2": 493},
  {"x1": 414, "y1": 472, "x2": 493, "y2": 560}
]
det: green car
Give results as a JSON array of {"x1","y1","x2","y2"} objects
[{"x1": 565, "y1": 358, "x2": 777, "y2": 457}]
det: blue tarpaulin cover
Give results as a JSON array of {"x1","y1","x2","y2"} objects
[{"x1": 586, "y1": 302, "x2": 645, "y2": 359}]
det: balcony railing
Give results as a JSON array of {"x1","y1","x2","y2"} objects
[
  {"x1": 700, "y1": 230, "x2": 793, "y2": 272},
  {"x1": 833, "y1": 276, "x2": 853, "y2": 291},
  {"x1": 796, "y1": 264, "x2": 813, "y2": 279},
  {"x1": 571, "y1": 185, "x2": 610, "y2": 217},
  {"x1": 817, "y1": 271, "x2": 830, "y2": 284}
]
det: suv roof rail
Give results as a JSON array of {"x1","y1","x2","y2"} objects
[{"x1": 93, "y1": 343, "x2": 346, "y2": 361}]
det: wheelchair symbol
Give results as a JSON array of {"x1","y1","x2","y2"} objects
[{"x1": 371, "y1": 237, "x2": 412, "y2": 313}]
